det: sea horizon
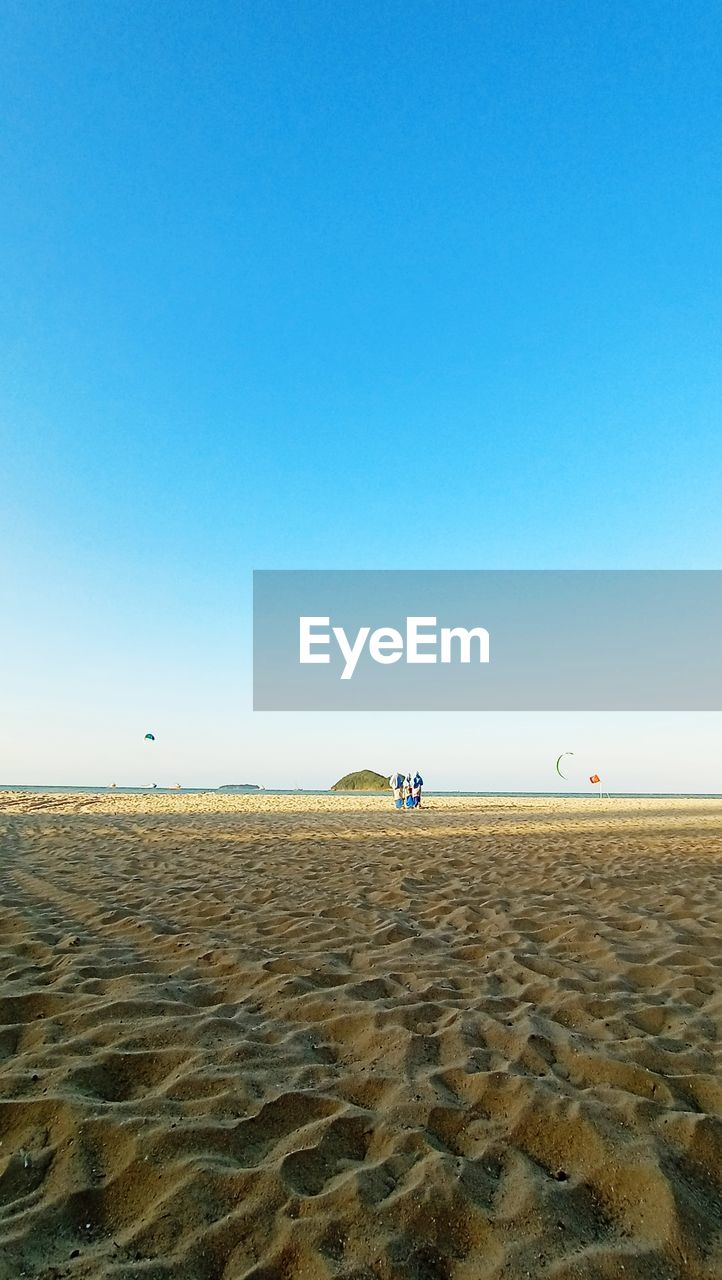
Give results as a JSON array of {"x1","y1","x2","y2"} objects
[{"x1": 2, "y1": 783, "x2": 720, "y2": 799}]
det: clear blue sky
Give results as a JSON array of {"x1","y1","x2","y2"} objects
[{"x1": 1, "y1": 2, "x2": 721, "y2": 788}]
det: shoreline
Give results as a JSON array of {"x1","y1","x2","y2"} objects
[{"x1": 2, "y1": 788, "x2": 722, "y2": 816}]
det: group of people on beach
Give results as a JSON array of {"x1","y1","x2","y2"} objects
[{"x1": 389, "y1": 770, "x2": 423, "y2": 809}]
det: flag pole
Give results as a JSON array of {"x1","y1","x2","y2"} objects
[{"x1": 590, "y1": 773, "x2": 606, "y2": 801}]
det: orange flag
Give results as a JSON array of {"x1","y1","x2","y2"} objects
[{"x1": 589, "y1": 774, "x2": 600, "y2": 784}]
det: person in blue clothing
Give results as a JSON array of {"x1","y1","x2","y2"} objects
[
  {"x1": 389, "y1": 770, "x2": 405, "y2": 809},
  {"x1": 403, "y1": 770, "x2": 423, "y2": 808}
]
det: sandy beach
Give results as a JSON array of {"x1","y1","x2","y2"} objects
[{"x1": 0, "y1": 792, "x2": 720, "y2": 1279}]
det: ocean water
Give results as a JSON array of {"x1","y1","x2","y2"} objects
[{"x1": 0, "y1": 785, "x2": 720, "y2": 799}]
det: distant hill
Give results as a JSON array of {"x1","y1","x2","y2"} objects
[
  {"x1": 218, "y1": 784, "x2": 261, "y2": 792},
  {"x1": 330, "y1": 769, "x2": 388, "y2": 792}
]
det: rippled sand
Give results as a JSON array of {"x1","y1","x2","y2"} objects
[{"x1": 0, "y1": 793, "x2": 720, "y2": 1278}]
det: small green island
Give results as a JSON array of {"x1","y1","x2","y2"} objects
[
  {"x1": 330, "y1": 769, "x2": 389, "y2": 792},
  {"x1": 217, "y1": 784, "x2": 262, "y2": 792}
]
